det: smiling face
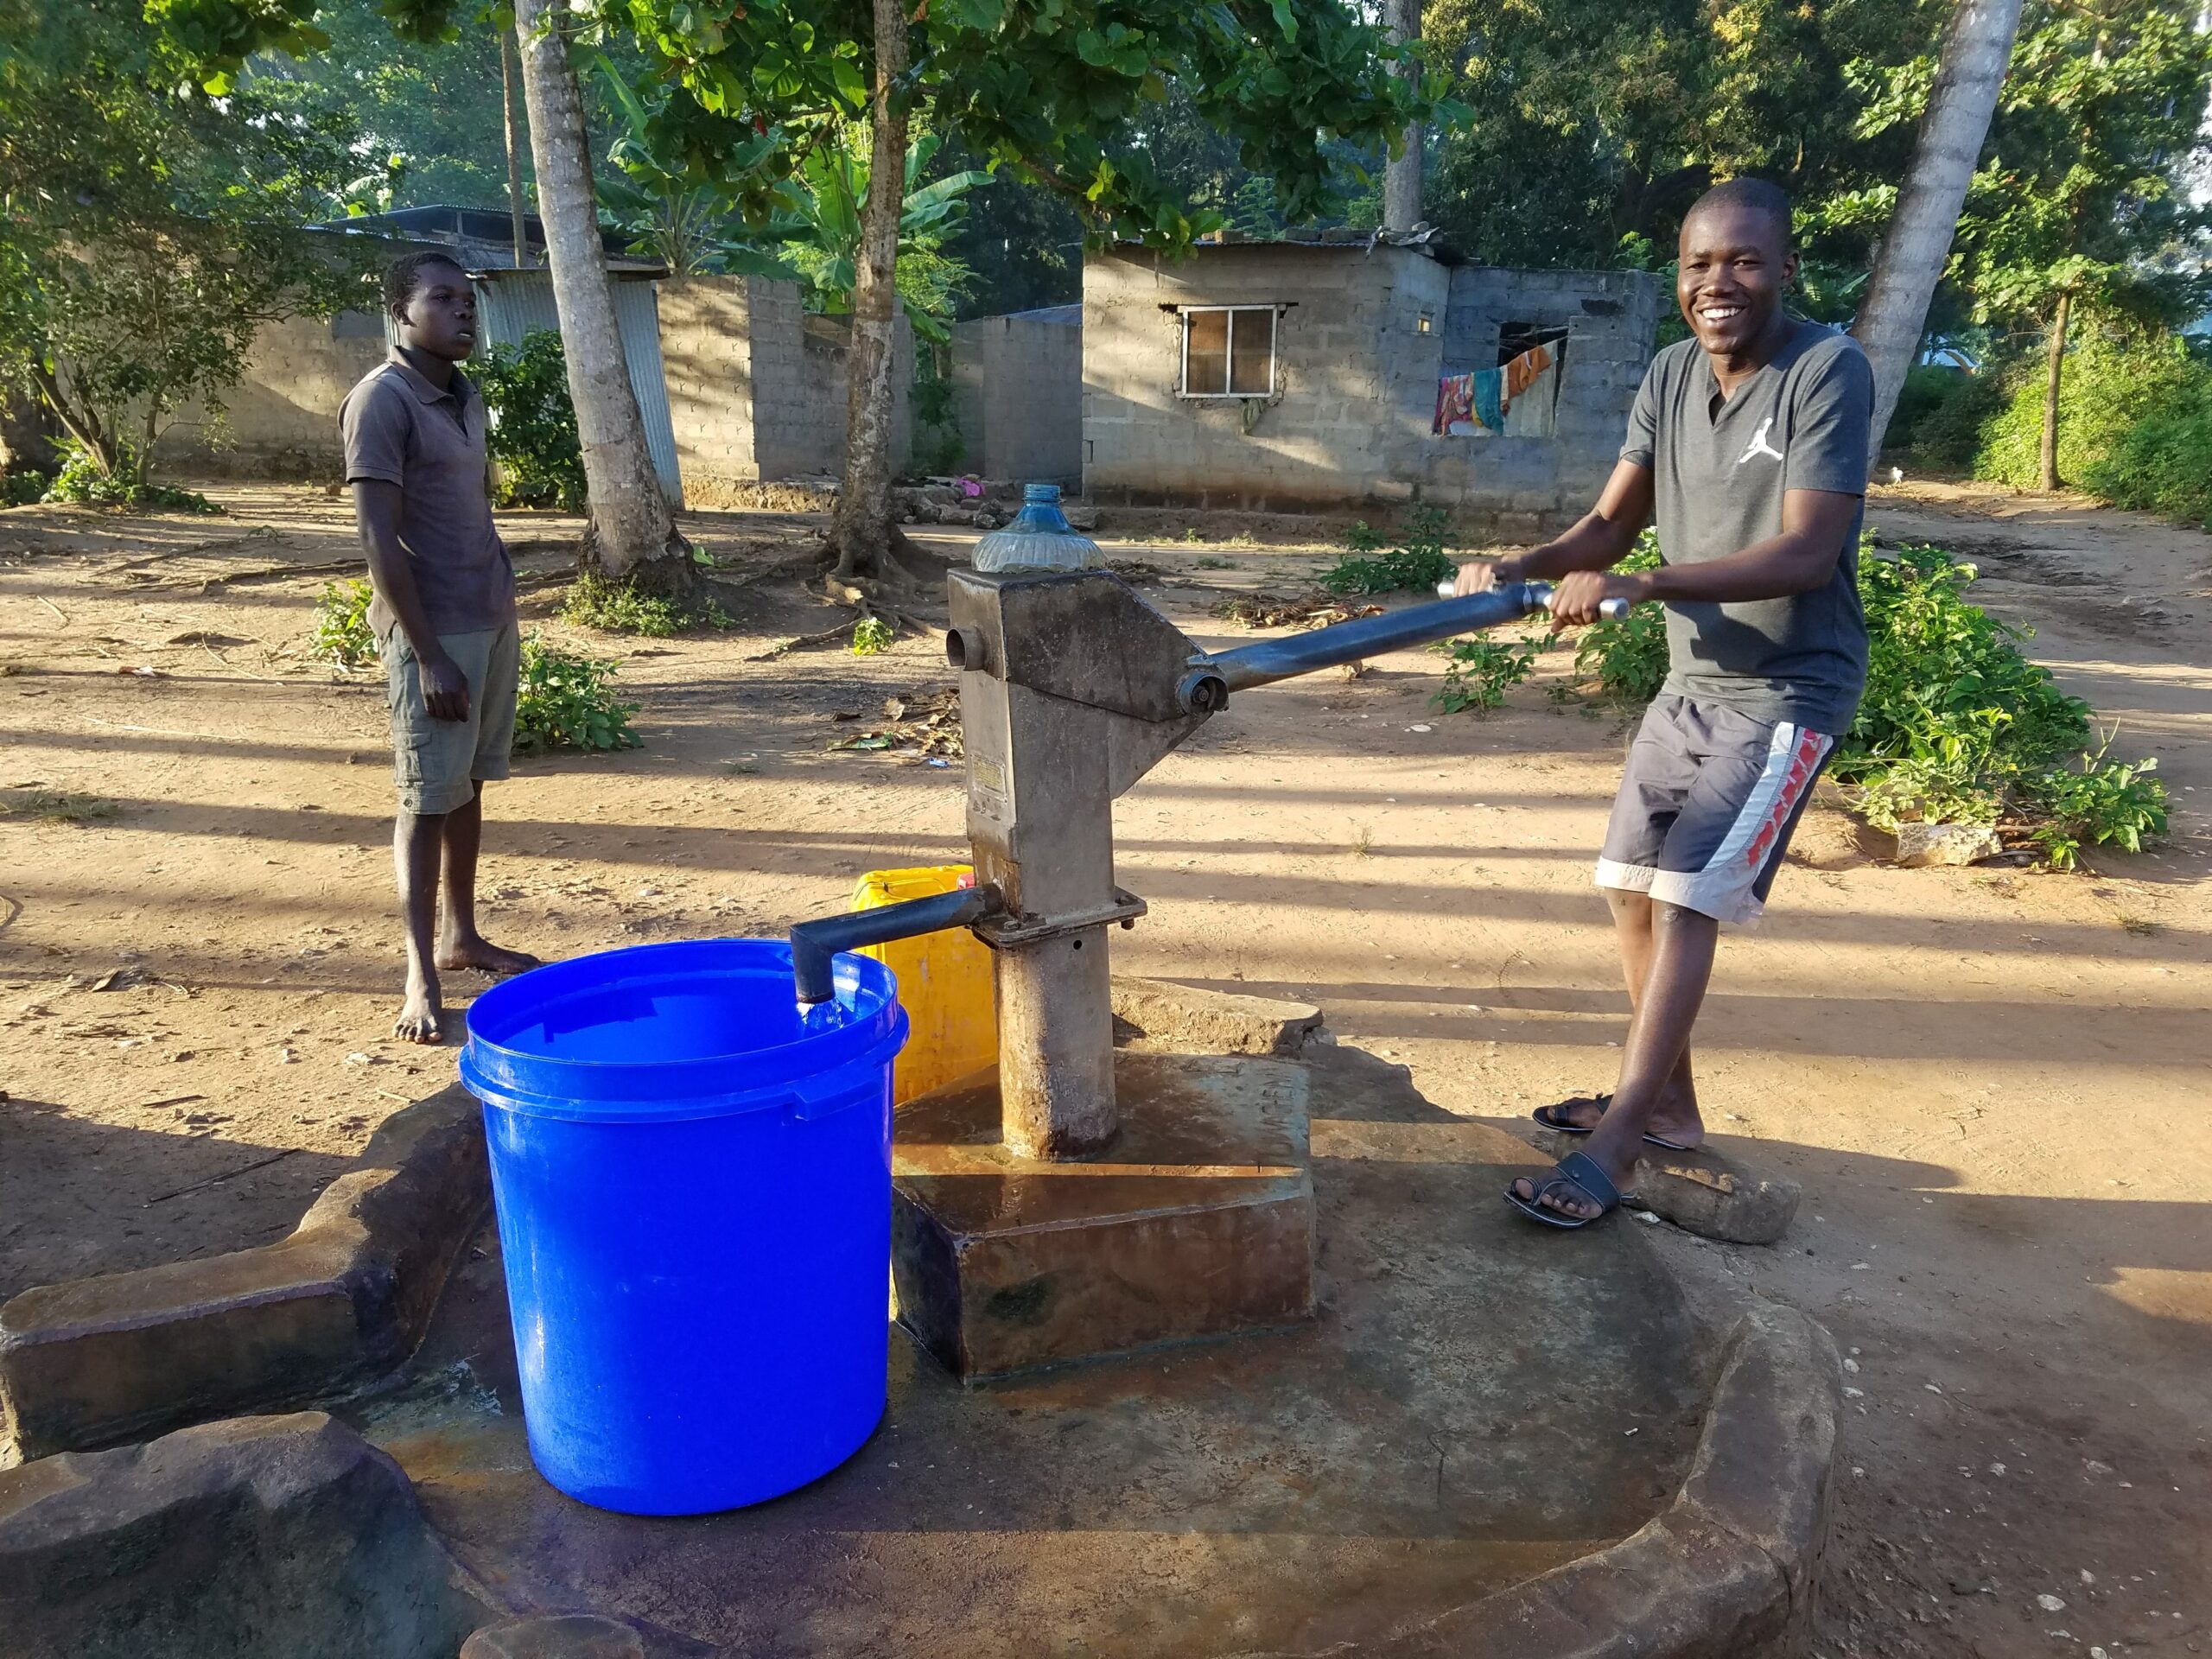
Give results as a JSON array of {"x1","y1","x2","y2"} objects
[
  {"x1": 391, "y1": 260, "x2": 478, "y2": 363},
  {"x1": 1676, "y1": 201, "x2": 1796, "y2": 362}
]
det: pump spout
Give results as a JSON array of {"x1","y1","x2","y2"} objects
[{"x1": 790, "y1": 883, "x2": 1006, "y2": 1005}]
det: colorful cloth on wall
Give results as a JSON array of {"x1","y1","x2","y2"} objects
[
  {"x1": 1433, "y1": 372, "x2": 1476, "y2": 434},
  {"x1": 1433, "y1": 341, "x2": 1558, "y2": 436},
  {"x1": 1503, "y1": 342, "x2": 1553, "y2": 403},
  {"x1": 1471, "y1": 367, "x2": 1506, "y2": 432}
]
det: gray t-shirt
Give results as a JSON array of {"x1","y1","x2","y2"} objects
[
  {"x1": 1620, "y1": 321, "x2": 1872, "y2": 734},
  {"x1": 340, "y1": 354, "x2": 516, "y2": 640}
]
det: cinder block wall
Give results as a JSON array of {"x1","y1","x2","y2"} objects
[
  {"x1": 1418, "y1": 265, "x2": 1661, "y2": 537},
  {"x1": 657, "y1": 276, "x2": 920, "y2": 494},
  {"x1": 1084, "y1": 245, "x2": 1432, "y2": 512},
  {"x1": 659, "y1": 274, "x2": 761, "y2": 507},
  {"x1": 153, "y1": 314, "x2": 388, "y2": 480},
  {"x1": 750, "y1": 308, "x2": 914, "y2": 483},
  {"x1": 946, "y1": 313, "x2": 1082, "y2": 484},
  {"x1": 1081, "y1": 245, "x2": 1657, "y2": 534}
]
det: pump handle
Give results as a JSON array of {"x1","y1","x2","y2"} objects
[{"x1": 1435, "y1": 579, "x2": 1630, "y2": 621}]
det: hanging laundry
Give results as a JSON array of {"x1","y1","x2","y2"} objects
[
  {"x1": 1432, "y1": 372, "x2": 1475, "y2": 435},
  {"x1": 1471, "y1": 367, "x2": 1505, "y2": 433},
  {"x1": 1502, "y1": 342, "x2": 1554, "y2": 405}
]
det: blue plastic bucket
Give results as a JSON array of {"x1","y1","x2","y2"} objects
[{"x1": 459, "y1": 939, "x2": 907, "y2": 1516}]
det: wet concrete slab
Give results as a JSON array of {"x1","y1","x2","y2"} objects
[
  {"x1": 349, "y1": 1044, "x2": 1712, "y2": 1658},
  {"x1": 891, "y1": 1052, "x2": 1314, "y2": 1377}
]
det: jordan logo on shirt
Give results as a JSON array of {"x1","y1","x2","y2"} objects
[{"x1": 1737, "y1": 417, "x2": 1786, "y2": 466}]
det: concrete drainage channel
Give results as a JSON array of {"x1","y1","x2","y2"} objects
[{"x1": 0, "y1": 984, "x2": 1838, "y2": 1659}]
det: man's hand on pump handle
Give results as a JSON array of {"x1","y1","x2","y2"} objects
[{"x1": 1450, "y1": 558, "x2": 1649, "y2": 630}]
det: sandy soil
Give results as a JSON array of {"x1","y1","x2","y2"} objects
[{"x1": 2, "y1": 478, "x2": 2208, "y2": 1657}]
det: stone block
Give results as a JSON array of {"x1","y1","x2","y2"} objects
[
  {"x1": 891, "y1": 1052, "x2": 1313, "y2": 1379},
  {"x1": 1524, "y1": 1126, "x2": 1800, "y2": 1245},
  {"x1": 1892, "y1": 820, "x2": 2003, "y2": 867},
  {"x1": 1109, "y1": 976, "x2": 1323, "y2": 1055},
  {"x1": 0, "y1": 1411, "x2": 481, "y2": 1659},
  {"x1": 1, "y1": 1090, "x2": 488, "y2": 1462}
]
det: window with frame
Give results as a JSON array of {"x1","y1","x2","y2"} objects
[{"x1": 1180, "y1": 305, "x2": 1276, "y2": 397}]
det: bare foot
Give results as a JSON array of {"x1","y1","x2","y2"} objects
[
  {"x1": 395, "y1": 971, "x2": 445, "y2": 1044},
  {"x1": 435, "y1": 934, "x2": 542, "y2": 977}
]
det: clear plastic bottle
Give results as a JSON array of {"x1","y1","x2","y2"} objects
[{"x1": 971, "y1": 483, "x2": 1101, "y2": 574}]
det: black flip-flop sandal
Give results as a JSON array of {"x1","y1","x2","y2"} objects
[
  {"x1": 1504, "y1": 1150, "x2": 1629, "y2": 1230},
  {"x1": 1530, "y1": 1097, "x2": 1696, "y2": 1153}
]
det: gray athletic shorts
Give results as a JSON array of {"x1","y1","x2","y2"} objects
[
  {"x1": 379, "y1": 622, "x2": 519, "y2": 815},
  {"x1": 1594, "y1": 695, "x2": 1835, "y2": 925}
]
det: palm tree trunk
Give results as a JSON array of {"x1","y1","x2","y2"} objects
[
  {"x1": 2038, "y1": 289, "x2": 2071, "y2": 493},
  {"x1": 830, "y1": 0, "x2": 910, "y2": 582},
  {"x1": 1382, "y1": 0, "x2": 1423, "y2": 231},
  {"x1": 500, "y1": 25, "x2": 531, "y2": 270},
  {"x1": 1853, "y1": 0, "x2": 2024, "y2": 461},
  {"x1": 512, "y1": 0, "x2": 690, "y2": 592}
]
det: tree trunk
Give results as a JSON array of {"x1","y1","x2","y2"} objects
[
  {"x1": 1853, "y1": 0, "x2": 2024, "y2": 463},
  {"x1": 512, "y1": 0, "x2": 690, "y2": 592},
  {"x1": 29, "y1": 361, "x2": 113, "y2": 474},
  {"x1": 829, "y1": 0, "x2": 911, "y2": 583},
  {"x1": 500, "y1": 25, "x2": 531, "y2": 269},
  {"x1": 1382, "y1": 0, "x2": 1423, "y2": 231},
  {"x1": 2038, "y1": 289, "x2": 2071, "y2": 493}
]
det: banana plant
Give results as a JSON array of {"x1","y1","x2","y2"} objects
[{"x1": 772, "y1": 129, "x2": 993, "y2": 345}]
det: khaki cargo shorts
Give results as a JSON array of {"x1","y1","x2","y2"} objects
[{"x1": 379, "y1": 622, "x2": 520, "y2": 815}]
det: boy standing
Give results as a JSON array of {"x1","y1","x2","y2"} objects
[
  {"x1": 342, "y1": 251, "x2": 539, "y2": 1043},
  {"x1": 1453, "y1": 179, "x2": 1873, "y2": 1227}
]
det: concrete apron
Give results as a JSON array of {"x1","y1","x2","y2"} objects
[{"x1": 348, "y1": 1041, "x2": 1834, "y2": 1658}]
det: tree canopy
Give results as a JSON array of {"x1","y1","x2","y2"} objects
[{"x1": 0, "y1": 0, "x2": 369, "y2": 488}]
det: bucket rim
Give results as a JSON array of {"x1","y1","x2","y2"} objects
[{"x1": 459, "y1": 938, "x2": 906, "y2": 1122}]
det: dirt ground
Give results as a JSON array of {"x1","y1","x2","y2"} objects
[{"x1": 2, "y1": 478, "x2": 2207, "y2": 1658}]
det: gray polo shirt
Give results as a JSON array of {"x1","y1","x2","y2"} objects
[
  {"x1": 1621, "y1": 321, "x2": 1872, "y2": 734},
  {"x1": 339, "y1": 353, "x2": 516, "y2": 640}
]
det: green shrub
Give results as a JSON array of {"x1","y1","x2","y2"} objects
[
  {"x1": 1834, "y1": 542, "x2": 2164, "y2": 866},
  {"x1": 1318, "y1": 506, "x2": 1456, "y2": 594},
  {"x1": 2079, "y1": 351, "x2": 2212, "y2": 525},
  {"x1": 512, "y1": 635, "x2": 640, "y2": 754},
  {"x1": 40, "y1": 441, "x2": 219, "y2": 513},
  {"x1": 1967, "y1": 333, "x2": 2196, "y2": 493},
  {"x1": 308, "y1": 578, "x2": 378, "y2": 667},
  {"x1": 2, "y1": 470, "x2": 51, "y2": 505},
  {"x1": 559, "y1": 569, "x2": 729, "y2": 637},
  {"x1": 1569, "y1": 533, "x2": 1668, "y2": 702},
  {"x1": 1431, "y1": 633, "x2": 1541, "y2": 714},
  {"x1": 850, "y1": 614, "x2": 895, "y2": 655},
  {"x1": 1465, "y1": 529, "x2": 2165, "y2": 868},
  {"x1": 2022, "y1": 744, "x2": 2168, "y2": 869},
  {"x1": 1908, "y1": 367, "x2": 2008, "y2": 473},
  {"x1": 476, "y1": 330, "x2": 588, "y2": 512}
]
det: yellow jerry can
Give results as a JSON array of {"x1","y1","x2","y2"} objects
[{"x1": 850, "y1": 864, "x2": 997, "y2": 1104}]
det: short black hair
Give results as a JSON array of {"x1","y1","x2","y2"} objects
[
  {"x1": 383, "y1": 251, "x2": 470, "y2": 315},
  {"x1": 1684, "y1": 177, "x2": 1794, "y2": 245}
]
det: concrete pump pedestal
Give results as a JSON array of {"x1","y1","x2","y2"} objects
[
  {"x1": 890, "y1": 1052, "x2": 1313, "y2": 1379},
  {"x1": 349, "y1": 1038, "x2": 1836, "y2": 1659}
]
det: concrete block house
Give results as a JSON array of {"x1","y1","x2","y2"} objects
[{"x1": 1080, "y1": 238, "x2": 1660, "y2": 536}]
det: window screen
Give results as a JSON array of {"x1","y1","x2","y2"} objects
[{"x1": 1181, "y1": 306, "x2": 1276, "y2": 397}]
